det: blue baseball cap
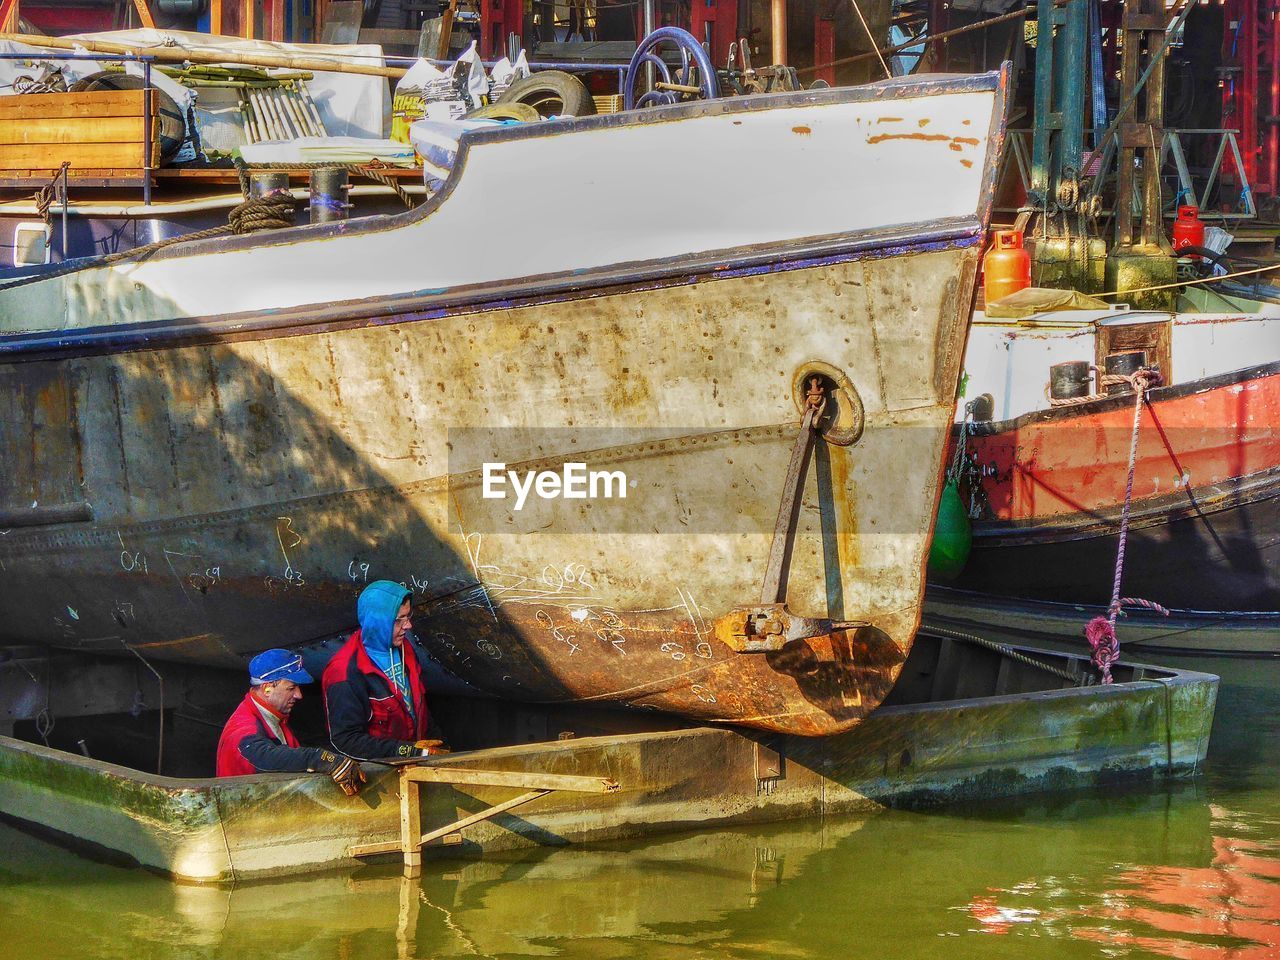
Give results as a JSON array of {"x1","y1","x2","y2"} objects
[{"x1": 248, "y1": 649, "x2": 313, "y2": 686}]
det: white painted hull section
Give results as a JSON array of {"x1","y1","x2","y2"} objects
[
  {"x1": 1, "y1": 86, "x2": 997, "y2": 330},
  {"x1": 962, "y1": 306, "x2": 1280, "y2": 422}
]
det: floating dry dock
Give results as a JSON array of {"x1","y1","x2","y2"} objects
[{"x1": 0, "y1": 634, "x2": 1216, "y2": 884}]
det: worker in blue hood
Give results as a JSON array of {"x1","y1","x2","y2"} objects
[{"x1": 321, "y1": 580, "x2": 449, "y2": 760}]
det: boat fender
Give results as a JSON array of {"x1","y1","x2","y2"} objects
[{"x1": 928, "y1": 480, "x2": 972, "y2": 579}]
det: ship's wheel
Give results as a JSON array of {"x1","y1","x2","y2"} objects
[{"x1": 624, "y1": 27, "x2": 722, "y2": 110}]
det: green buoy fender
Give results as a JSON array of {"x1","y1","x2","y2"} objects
[{"x1": 927, "y1": 480, "x2": 972, "y2": 579}]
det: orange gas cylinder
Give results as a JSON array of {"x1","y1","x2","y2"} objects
[
  {"x1": 1171, "y1": 205, "x2": 1205, "y2": 255},
  {"x1": 983, "y1": 229, "x2": 1031, "y2": 304}
]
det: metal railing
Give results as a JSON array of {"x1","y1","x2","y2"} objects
[
  {"x1": 0, "y1": 51, "x2": 157, "y2": 204},
  {"x1": 995, "y1": 128, "x2": 1256, "y2": 221}
]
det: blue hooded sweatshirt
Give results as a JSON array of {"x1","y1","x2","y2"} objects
[{"x1": 357, "y1": 580, "x2": 414, "y2": 712}]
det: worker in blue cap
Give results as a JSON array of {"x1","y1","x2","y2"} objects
[
  {"x1": 322, "y1": 580, "x2": 449, "y2": 760},
  {"x1": 215, "y1": 648, "x2": 366, "y2": 795}
]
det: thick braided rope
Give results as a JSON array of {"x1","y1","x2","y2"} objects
[
  {"x1": 0, "y1": 193, "x2": 299, "y2": 291},
  {"x1": 1046, "y1": 372, "x2": 1139, "y2": 408},
  {"x1": 235, "y1": 160, "x2": 416, "y2": 207},
  {"x1": 1084, "y1": 369, "x2": 1169, "y2": 683}
]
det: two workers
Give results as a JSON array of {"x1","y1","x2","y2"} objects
[{"x1": 215, "y1": 580, "x2": 449, "y2": 792}]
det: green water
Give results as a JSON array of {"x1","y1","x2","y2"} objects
[{"x1": 3, "y1": 655, "x2": 1278, "y2": 960}]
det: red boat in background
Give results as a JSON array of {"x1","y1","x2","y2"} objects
[{"x1": 927, "y1": 296, "x2": 1280, "y2": 654}]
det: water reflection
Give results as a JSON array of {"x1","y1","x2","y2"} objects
[
  {"x1": 960, "y1": 806, "x2": 1280, "y2": 958},
  {"x1": 0, "y1": 787, "x2": 1258, "y2": 960}
]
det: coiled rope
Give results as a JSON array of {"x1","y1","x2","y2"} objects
[
  {"x1": 233, "y1": 159, "x2": 416, "y2": 208},
  {"x1": 1046, "y1": 370, "x2": 1146, "y2": 407},
  {"x1": 0, "y1": 190, "x2": 299, "y2": 291}
]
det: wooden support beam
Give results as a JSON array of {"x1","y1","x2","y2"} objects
[
  {"x1": 241, "y1": 0, "x2": 254, "y2": 38},
  {"x1": 399, "y1": 764, "x2": 423, "y2": 875},
  {"x1": 350, "y1": 766, "x2": 620, "y2": 871},
  {"x1": 210, "y1": 0, "x2": 223, "y2": 35},
  {"x1": 437, "y1": 0, "x2": 457, "y2": 59},
  {"x1": 401, "y1": 766, "x2": 620, "y2": 793},
  {"x1": 0, "y1": 32, "x2": 406, "y2": 78},
  {"x1": 419, "y1": 789, "x2": 548, "y2": 845}
]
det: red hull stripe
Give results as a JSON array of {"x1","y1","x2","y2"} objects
[{"x1": 966, "y1": 368, "x2": 1280, "y2": 522}]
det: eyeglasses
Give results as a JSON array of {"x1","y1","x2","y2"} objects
[{"x1": 395, "y1": 614, "x2": 413, "y2": 627}]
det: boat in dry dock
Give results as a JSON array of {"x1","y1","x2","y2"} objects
[{"x1": 0, "y1": 69, "x2": 1008, "y2": 735}]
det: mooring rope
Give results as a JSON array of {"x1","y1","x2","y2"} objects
[
  {"x1": 1046, "y1": 370, "x2": 1141, "y2": 407},
  {"x1": 924, "y1": 624, "x2": 1080, "y2": 684},
  {"x1": 234, "y1": 159, "x2": 416, "y2": 207},
  {"x1": 32, "y1": 161, "x2": 70, "y2": 226},
  {"x1": 0, "y1": 192, "x2": 300, "y2": 291},
  {"x1": 1083, "y1": 369, "x2": 1171, "y2": 683}
]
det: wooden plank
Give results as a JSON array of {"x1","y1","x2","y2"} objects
[
  {"x1": 418, "y1": 789, "x2": 550, "y2": 846},
  {"x1": 437, "y1": 0, "x2": 457, "y2": 59},
  {"x1": 0, "y1": 117, "x2": 151, "y2": 146},
  {"x1": 0, "y1": 168, "x2": 147, "y2": 179},
  {"x1": 0, "y1": 177, "x2": 147, "y2": 188},
  {"x1": 350, "y1": 789, "x2": 553, "y2": 858},
  {"x1": 0, "y1": 90, "x2": 148, "y2": 121},
  {"x1": 0, "y1": 142, "x2": 153, "y2": 170},
  {"x1": 399, "y1": 773, "x2": 422, "y2": 875},
  {"x1": 401, "y1": 766, "x2": 620, "y2": 793}
]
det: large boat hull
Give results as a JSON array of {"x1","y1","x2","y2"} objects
[
  {"x1": 0, "y1": 74, "x2": 1009, "y2": 734},
  {"x1": 946, "y1": 363, "x2": 1280, "y2": 613}
]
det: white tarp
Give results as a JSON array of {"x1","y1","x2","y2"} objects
[
  {"x1": 61, "y1": 29, "x2": 391, "y2": 138},
  {"x1": 0, "y1": 39, "x2": 107, "y2": 90}
]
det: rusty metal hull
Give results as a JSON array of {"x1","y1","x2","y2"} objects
[{"x1": 0, "y1": 75, "x2": 1007, "y2": 735}]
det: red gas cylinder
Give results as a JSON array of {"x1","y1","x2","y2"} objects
[
  {"x1": 983, "y1": 229, "x2": 1031, "y2": 305},
  {"x1": 1171, "y1": 205, "x2": 1205, "y2": 254}
]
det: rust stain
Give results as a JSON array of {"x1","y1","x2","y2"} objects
[
  {"x1": 953, "y1": 136, "x2": 980, "y2": 146},
  {"x1": 949, "y1": 142, "x2": 963, "y2": 152},
  {"x1": 876, "y1": 116, "x2": 905, "y2": 124},
  {"x1": 792, "y1": 125, "x2": 812, "y2": 136},
  {"x1": 960, "y1": 159, "x2": 974, "y2": 168},
  {"x1": 918, "y1": 119, "x2": 930, "y2": 128},
  {"x1": 867, "y1": 133, "x2": 951, "y2": 144}
]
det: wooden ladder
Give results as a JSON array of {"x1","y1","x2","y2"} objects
[{"x1": 351, "y1": 766, "x2": 620, "y2": 876}]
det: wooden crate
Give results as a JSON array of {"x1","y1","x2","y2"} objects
[{"x1": 0, "y1": 89, "x2": 160, "y2": 183}]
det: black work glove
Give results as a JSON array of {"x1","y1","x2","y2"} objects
[
  {"x1": 316, "y1": 749, "x2": 366, "y2": 796},
  {"x1": 396, "y1": 738, "x2": 451, "y2": 758}
]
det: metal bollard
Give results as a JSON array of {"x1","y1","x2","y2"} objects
[
  {"x1": 1104, "y1": 351, "x2": 1148, "y2": 395},
  {"x1": 308, "y1": 167, "x2": 350, "y2": 224},
  {"x1": 1049, "y1": 361, "x2": 1093, "y2": 401},
  {"x1": 249, "y1": 171, "x2": 291, "y2": 199}
]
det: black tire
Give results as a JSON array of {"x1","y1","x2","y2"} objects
[
  {"x1": 497, "y1": 71, "x2": 596, "y2": 118},
  {"x1": 465, "y1": 102, "x2": 542, "y2": 122},
  {"x1": 69, "y1": 71, "x2": 186, "y2": 162}
]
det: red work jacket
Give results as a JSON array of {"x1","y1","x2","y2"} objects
[{"x1": 215, "y1": 691, "x2": 301, "y2": 777}]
